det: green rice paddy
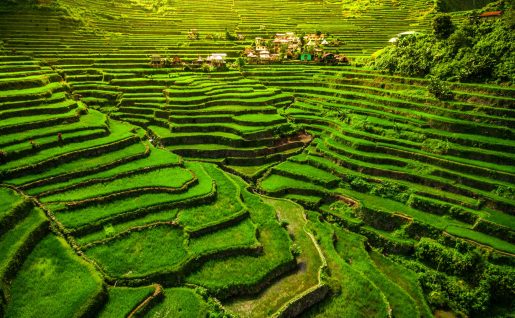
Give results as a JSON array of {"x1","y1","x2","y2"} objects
[{"x1": 0, "y1": 0, "x2": 513, "y2": 317}]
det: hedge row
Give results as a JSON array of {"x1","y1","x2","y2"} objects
[
  {"x1": 407, "y1": 194, "x2": 479, "y2": 224},
  {"x1": 359, "y1": 227, "x2": 415, "y2": 255}
]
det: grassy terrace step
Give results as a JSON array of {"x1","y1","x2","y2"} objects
[
  {"x1": 0, "y1": 107, "x2": 80, "y2": 136},
  {"x1": 177, "y1": 163, "x2": 247, "y2": 233},
  {"x1": 259, "y1": 174, "x2": 328, "y2": 197},
  {"x1": 292, "y1": 105, "x2": 515, "y2": 164},
  {"x1": 145, "y1": 287, "x2": 214, "y2": 317},
  {"x1": 39, "y1": 165, "x2": 194, "y2": 203},
  {"x1": 313, "y1": 141, "x2": 515, "y2": 213},
  {"x1": 303, "y1": 213, "x2": 390, "y2": 317},
  {"x1": 0, "y1": 99, "x2": 77, "y2": 121},
  {"x1": 97, "y1": 285, "x2": 155, "y2": 318},
  {"x1": 0, "y1": 119, "x2": 139, "y2": 179},
  {"x1": 446, "y1": 225, "x2": 515, "y2": 254},
  {"x1": 0, "y1": 91, "x2": 68, "y2": 112},
  {"x1": 0, "y1": 207, "x2": 48, "y2": 283},
  {"x1": 319, "y1": 130, "x2": 515, "y2": 184},
  {"x1": 290, "y1": 96, "x2": 513, "y2": 152},
  {"x1": 292, "y1": 153, "x2": 481, "y2": 209},
  {"x1": 227, "y1": 197, "x2": 325, "y2": 316},
  {"x1": 0, "y1": 81, "x2": 64, "y2": 104},
  {"x1": 51, "y1": 161, "x2": 214, "y2": 231},
  {"x1": 0, "y1": 73, "x2": 60, "y2": 91},
  {"x1": 334, "y1": 227, "x2": 420, "y2": 318},
  {"x1": 4, "y1": 235, "x2": 105, "y2": 318},
  {"x1": 271, "y1": 160, "x2": 340, "y2": 188},
  {"x1": 0, "y1": 187, "x2": 24, "y2": 224},
  {"x1": 169, "y1": 113, "x2": 286, "y2": 126},
  {"x1": 169, "y1": 139, "x2": 304, "y2": 158},
  {"x1": 83, "y1": 218, "x2": 259, "y2": 282},
  {"x1": 289, "y1": 115, "x2": 513, "y2": 190},
  {"x1": 283, "y1": 86, "x2": 515, "y2": 138},
  {"x1": 21, "y1": 145, "x2": 173, "y2": 196},
  {"x1": 185, "y1": 176, "x2": 295, "y2": 299}
]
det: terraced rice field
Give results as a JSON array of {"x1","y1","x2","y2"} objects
[{"x1": 0, "y1": 0, "x2": 513, "y2": 317}]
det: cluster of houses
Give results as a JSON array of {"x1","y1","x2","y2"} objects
[
  {"x1": 149, "y1": 53, "x2": 228, "y2": 68},
  {"x1": 149, "y1": 31, "x2": 353, "y2": 68},
  {"x1": 246, "y1": 32, "x2": 348, "y2": 64}
]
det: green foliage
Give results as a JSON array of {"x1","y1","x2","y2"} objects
[
  {"x1": 372, "y1": 10, "x2": 515, "y2": 83},
  {"x1": 432, "y1": 14, "x2": 455, "y2": 39},
  {"x1": 435, "y1": 0, "x2": 498, "y2": 12},
  {"x1": 412, "y1": 259, "x2": 515, "y2": 316},
  {"x1": 427, "y1": 76, "x2": 454, "y2": 100},
  {"x1": 415, "y1": 238, "x2": 486, "y2": 279},
  {"x1": 422, "y1": 138, "x2": 451, "y2": 154},
  {"x1": 493, "y1": 185, "x2": 515, "y2": 200}
]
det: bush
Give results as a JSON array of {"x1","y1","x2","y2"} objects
[
  {"x1": 371, "y1": 7, "x2": 515, "y2": 84},
  {"x1": 432, "y1": 13, "x2": 455, "y2": 39},
  {"x1": 427, "y1": 76, "x2": 454, "y2": 100}
]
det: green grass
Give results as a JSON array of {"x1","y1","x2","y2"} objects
[
  {"x1": 446, "y1": 225, "x2": 515, "y2": 254},
  {"x1": 225, "y1": 196, "x2": 323, "y2": 317},
  {"x1": 259, "y1": 174, "x2": 327, "y2": 194},
  {"x1": 333, "y1": 227, "x2": 420, "y2": 318},
  {"x1": 28, "y1": 145, "x2": 181, "y2": 195},
  {"x1": 0, "y1": 208, "x2": 47, "y2": 278},
  {"x1": 0, "y1": 108, "x2": 106, "y2": 149},
  {"x1": 75, "y1": 208, "x2": 181, "y2": 246},
  {"x1": 0, "y1": 2, "x2": 513, "y2": 317},
  {"x1": 187, "y1": 218, "x2": 259, "y2": 255},
  {"x1": 369, "y1": 251, "x2": 433, "y2": 318},
  {"x1": 1, "y1": 119, "x2": 135, "y2": 172},
  {"x1": 98, "y1": 286, "x2": 155, "y2": 318},
  {"x1": 0, "y1": 187, "x2": 22, "y2": 216},
  {"x1": 40, "y1": 166, "x2": 193, "y2": 202},
  {"x1": 273, "y1": 160, "x2": 340, "y2": 186},
  {"x1": 53, "y1": 162, "x2": 213, "y2": 229},
  {"x1": 145, "y1": 287, "x2": 211, "y2": 318},
  {"x1": 177, "y1": 163, "x2": 245, "y2": 231},
  {"x1": 302, "y1": 211, "x2": 389, "y2": 318},
  {"x1": 185, "y1": 178, "x2": 294, "y2": 296},
  {"x1": 85, "y1": 225, "x2": 189, "y2": 277},
  {"x1": 5, "y1": 235, "x2": 104, "y2": 318}
]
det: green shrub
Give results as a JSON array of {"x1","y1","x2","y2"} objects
[
  {"x1": 371, "y1": 9, "x2": 515, "y2": 83},
  {"x1": 422, "y1": 138, "x2": 450, "y2": 154},
  {"x1": 428, "y1": 76, "x2": 454, "y2": 100},
  {"x1": 432, "y1": 13, "x2": 455, "y2": 39}
]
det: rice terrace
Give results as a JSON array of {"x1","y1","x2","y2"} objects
[{"x1": 0, "y1": 0, "x2": 514, "y2": 317}]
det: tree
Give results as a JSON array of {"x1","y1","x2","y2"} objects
[{"x1": 433, "y1": 13, "x2": 455, "y2": 39}]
